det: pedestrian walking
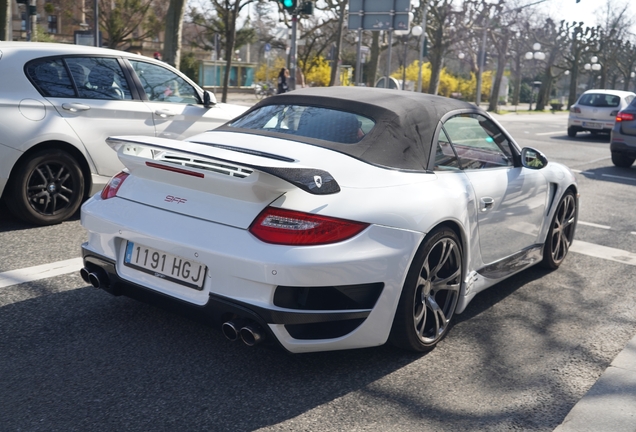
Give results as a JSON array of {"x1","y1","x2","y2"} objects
[{"x1": 277, "y1": 68, "x2": 290, "y2": 94}]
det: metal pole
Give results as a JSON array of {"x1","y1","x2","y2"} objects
[
  {"x1": 402, "y1": 36, "x2": 407, "y2": 90},
  {"x1": 93, "y1": 0, "x2": 99, "y2": 46},
  {"x1": 289, "y1": 14, "x2": 297, "y2": 91},
  {"x1": 355, "y1": 29, "x2": 362, "y2": 85},
  {"x1": 25, "y1": 2, "x2": 31, "y2": 41},
  {"x1": 385, "y1": 30, "x2": 393, "y2": 88},
  {"x1": 416, "y1": 0, "x2": 429, "y2": 93},
  {"x1": 475, "y1": 25, "x2": 487, "y2": 106}
]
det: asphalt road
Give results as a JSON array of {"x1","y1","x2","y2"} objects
[{"x1": 1, "y1": 112, "x2": 635, "y2": 431}]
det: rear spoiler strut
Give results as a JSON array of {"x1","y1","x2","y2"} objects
[{"x1": 106, "y1": 137, "x2": 340, "y2": 195}]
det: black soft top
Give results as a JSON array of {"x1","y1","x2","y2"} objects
[{"x1": 220, "y1": 86, "x2": 480, "y2": 171}]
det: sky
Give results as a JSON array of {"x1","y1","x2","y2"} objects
[{"x1": 541, "y1": 0, "x2": 634, "y2": 30}]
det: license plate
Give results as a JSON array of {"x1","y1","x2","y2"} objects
[
  {"x1": 583, "y1": 121, "x2": 602, "y2": 129},
  {"x1": 124, "y1": 242, "x2": 207, "y2": 290}
]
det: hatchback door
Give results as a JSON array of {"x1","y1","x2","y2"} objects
[
  {"x1": 127, "y1": 60, "x2": 238, "y2": 139},
  {"x1": 576, "y1": 93, "x2": 621, "y2": 128},
  {"x1": 27, "y1": 56, "x2": 155, "y2": 177}
]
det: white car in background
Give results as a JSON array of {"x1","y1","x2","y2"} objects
[
  {"x1": 567, "y1": 89, "x2": 636, "y2": 138},
  {"x1": 0, "y1": 42, "x2": 246, "y2": 225}
]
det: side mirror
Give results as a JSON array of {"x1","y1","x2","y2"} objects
[
  {"x1": 521, "y1": 147, "x2": 548, "y2": 170},
  {"x1": 203, "y1": 90, "x2": 217, "y2": 108}
]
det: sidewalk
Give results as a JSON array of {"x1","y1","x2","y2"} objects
[{"x1": 554, "y1": 335, "x2": 636, "y2": 431}]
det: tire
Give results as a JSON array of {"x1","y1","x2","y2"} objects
[
  {"x1": 611, "y1": 152, "x2": 635, "y2": 168},
  {"x1": 5, "y1": 149, "x2": 85, "y2": 226},
  {"x1": 390, "y1": 227, "x2": 463, "y2": 352},
  {"x1": 541, "y1": 190, "x2": 577, "y2": 269},
  {"x1": 567, "y1": 127, "x2": 577, "y2": 138}
]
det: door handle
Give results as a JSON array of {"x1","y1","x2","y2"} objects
[
  {"x1": 62, "y1": 103, "x2": 90, "y2": 112},
  {"x1": 480, "y1": 197, "x2": 494, "y2": 212},
  {"x1": 154, "y1": 109, "x2": 175, "y2": 118}
]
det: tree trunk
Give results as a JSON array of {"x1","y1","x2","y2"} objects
[
  {"x1": 488, "y1": 36, "x2": 509, "y2": 112},
  {"x1": 427, "y1": 26, "x2": 444, "y2": 95},
  {"x1": 164, "y1": 0, "x2": 187, "y2": 69},
  {"x1": 0, "y1": 0, "x2": 10, "y2": 41},
  {"x1": 511, "y1": 53, "x2": 522, "y2": 106},
  {"x1": 329, "y1": 0, "x2": 347, "y2": 86},
  {"x1": 221, "y1": 3, "x2": 238, "y2": 103},
  {"x1": 365, "y1": 31, "x2": 380, "y2": 87}
]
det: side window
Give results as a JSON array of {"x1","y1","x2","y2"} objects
[
  {"x1": 443, "y1": 114, "x2": 513, "y2": 170},
  {"x1": 25, "y1": 58, "x2": 75, "y2": 97},
  {"x1": 66, "y1": 57, "x2": 132, "y2": 100},
  {"x1": 129, "y1": 60, "x2": 199, "y2": 104},
  {"x1": 434, "y1": 128, "x2": 460, "y2": 171}
]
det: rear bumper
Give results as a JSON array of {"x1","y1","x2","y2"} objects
[
  {"x1": 568, "y1": 116, "x2": 614, "y2": 133},
  {"x1": 610, "y1": 141, "x2": 636, "y2": 157},
  {"x1": 81, "y1": 195, "x2": 423, "y2": 353}
]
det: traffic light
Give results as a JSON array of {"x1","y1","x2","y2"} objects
[{"x1": 279, "y1": 0, "x2": 297, "y2": 13}]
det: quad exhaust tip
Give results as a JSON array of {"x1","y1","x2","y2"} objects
[{"x1": 222, "y1": 320, "x2": 264, "y2": 346}]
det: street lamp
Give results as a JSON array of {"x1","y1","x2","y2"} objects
[{"x1": 525, "y1": 44, "x2": 545, "y2": 110}]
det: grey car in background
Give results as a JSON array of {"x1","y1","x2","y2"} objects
[{"x1": 610, "y1": 99, "x2": 636, "y2": 168}]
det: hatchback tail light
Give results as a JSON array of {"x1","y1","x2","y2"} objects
[
  {"x1": 101, "y1": 171, "x2": 129, "y2": 200},
  {"x1": 570, "y1": 107, "x2": 581, "y2": 114},
  {"x1": 249, "y1": 207, "x2": 369, "y2": 246},
  {"x1": 616, "y1": 112, "x2": 635, "y2": 122}
]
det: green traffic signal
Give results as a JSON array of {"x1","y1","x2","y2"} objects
[{"x1": 279, "y1": 0, "x2": 297, "y2": 12}]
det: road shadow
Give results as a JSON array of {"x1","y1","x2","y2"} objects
[
  {"x1": 578, "y1": 165, "x2": 636, "y2": 185},
  {"x1": 550, "y1": 133, "x2": 610, "y2": 143},
  {"x1": 0, "y1": 200, "x2": 81, "y2": 233}
]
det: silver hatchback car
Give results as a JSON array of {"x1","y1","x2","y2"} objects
[
  {"x1": 0, "y1": 42, "x2": 247, "y2": 225},
  {"x1": 567, "y1": 89, "x2": 636, "y2": 138}
]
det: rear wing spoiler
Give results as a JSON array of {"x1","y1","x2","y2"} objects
[{"x1": 106, "y1": 136, "x2": 340, "y2": 195}]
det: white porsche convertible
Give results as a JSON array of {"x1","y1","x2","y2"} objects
[{"x1": 80, "y1": 87, "x2": 578, "y2": 353}]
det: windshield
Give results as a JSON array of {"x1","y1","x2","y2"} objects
[{"x1": 229, "y1": 105, "x2": 375, "y2": 144}]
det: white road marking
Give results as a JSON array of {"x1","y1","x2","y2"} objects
[
  {"x1": 578, "y1": 221, "x2": 611, "y2": 230},
  {"x1": 571, "y1": 169, "x2": 582, "y2": 173},
  {"x1": 602, "y1": 174, "x2": 636, "y2": 181},
  {"x1": 0, "y1": 258, "x2": 83, "y2": 289},
  {"x1": 570, "y1": 240, "x2": 636, "y2": 266},
  {"x1": 536, "y1": 131, "x2": 563, "y2": 136}
]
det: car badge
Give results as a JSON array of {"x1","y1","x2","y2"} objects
[{"x1": 314, "y1": 175, "x2": 323, "y2": 188}]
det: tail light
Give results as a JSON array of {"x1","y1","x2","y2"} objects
[
  {"x1": 100, "y1": 171, "x2": 129, "y2": 200},
  {"x1": 249, "y1": 207, "x2": 369, "y2": 246},
  {"x1": 570, "y1": 107, "x2": 581, "y2": 114},
  {"x1": 616, "y1": 112, "x2": 635, "y2": 122},
  {"x1": 610, "y1": 110, "x2": 619, "y2": 117}
]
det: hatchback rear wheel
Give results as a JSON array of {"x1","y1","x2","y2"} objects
[{"x1": 6, "y1": 149, "x2": 85, "y2": 225}]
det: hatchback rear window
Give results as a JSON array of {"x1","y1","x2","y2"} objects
[
  {"x1": 578, "y1": 93, "x2": 620, "y2": 107},
  {"x1": 229, "y1": 105, "x2": 375, "y2": 144}
]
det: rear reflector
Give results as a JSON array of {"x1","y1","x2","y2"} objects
[
  {"x1": 616, "y1": 112, "x2": 635, "y2": 122},
  {"x1": 249, "y1": 207, "x2": 369, "y2": 246},
  {"x1": 101, "y1": 171, "x2": 129, "y2": 200}
]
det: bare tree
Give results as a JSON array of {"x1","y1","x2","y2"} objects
[
  {"x1": 190, "y1": 0, "x2": 259, "y2": 102},
  {"x1": 164, "y1": 0, "x2": 187, "y2": 68},
  {"x1": 99, "y1": 0, "x2": 164, "y2": 49}
]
